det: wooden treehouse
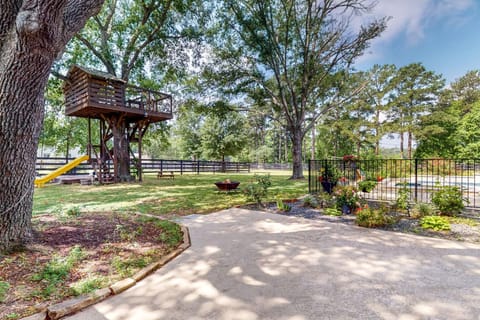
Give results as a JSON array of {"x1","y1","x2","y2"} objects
[{"x1": 64, "y1": 65, "x2": 173, "y2": 183}]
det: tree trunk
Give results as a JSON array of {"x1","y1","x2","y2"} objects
[
  {"x1": 400, "y1": 131, "x2": 405, "y2": 159},
  {"x1": 311, "y1": 125, "x2": 316, "y2": 160},
  {"x1": 408, "y1": 130, "x2": 413, "y2": 158},
  {"x1": 0, "y1": 0, "x2": 104, "y2": 252},
  {"x1": 0, "y1": 56, "x2": 49, "y2": 252},
  {"x1": 290, "y1": 128, "x2": 304, "y2": 179},
  {"x1": 111, "y1": 116, "x2": 131, "y2": 181}
]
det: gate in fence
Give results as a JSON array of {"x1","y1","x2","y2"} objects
[{"x1": 309, "y1": 159, "x2": 480, "y2": 209}]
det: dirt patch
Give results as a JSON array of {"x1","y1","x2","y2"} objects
[{"x1": 0, "y1": 212, "x2": 183, "y2": 319}]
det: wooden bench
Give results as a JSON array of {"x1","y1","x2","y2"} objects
[{"x1": 157, "y1": 171, "x2": 175, "y2": 180}]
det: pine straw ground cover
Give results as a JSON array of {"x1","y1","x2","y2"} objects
[{"x1": 0, "y1": 212, "x2": 183, "y2": 319}]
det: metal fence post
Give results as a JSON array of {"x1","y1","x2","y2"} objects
[
  {"x1": 308, "y1": 160, "x2": 311, "y2": 193},
  {"x1": 414, "y1": 159, "x2": 418, "y2": 202}
]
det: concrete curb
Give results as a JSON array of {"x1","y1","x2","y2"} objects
[{"x1": 21, "y1": 220, "x2": 191, "y2": 320}]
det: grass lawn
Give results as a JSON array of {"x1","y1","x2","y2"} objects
[{"x1": 33, "y1": 172, "x2": 308, "y2": 216}]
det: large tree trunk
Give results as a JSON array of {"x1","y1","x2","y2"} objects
[
  {"x1": 290, "y1": 128, "x2": 304, "y2": 179},
  {"x1": 110, "y1": 116, "x2": 131, "y2": 181},
  {"x1": 0, "y1": 0, "x2": 104, "y2": 252}
]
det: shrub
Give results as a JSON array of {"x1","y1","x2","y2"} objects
[
  {"x1": 243, "y1": 174, "x2": 272, "y2": 205},
  {"x1": 395, "y1": 182, "x2": 410, "y2": 211},
  {"x1": 355, "y1": 207, "x2": 393, "y2": 228},
  {"x1": 358, "y1": 180, "x2": 377, "y2": 193},
  {"x1": 302, "y1": 195, "x2": 319, "y2": 208},
  {"x1": 420, "y1": 216, "x2": 451, "y2": 231},
  {"x1": 410, "y1": 202, "x2": 435, "y2": 219},
  {"x1": 323, "y1": 207, "x2": 342, "y2": 216},
  {"x1": 333, "y1": 185, "x2": 362, "y2": 210},
  {"x1": 431, "y1": 186, "x2": 467, "y2": 216}
]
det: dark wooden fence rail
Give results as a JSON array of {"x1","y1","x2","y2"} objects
[
  {"x1": 141, "y1": 159, "x2": 250, "y2": 174},
  {"x1": 35, "y1": 157, "x2": 250, "y2": 176}
]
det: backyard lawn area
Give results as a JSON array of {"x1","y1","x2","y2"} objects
[
  {"x1": 0, "y1": 172, "x2": 307, "y2": 319},
  {"x1": 33, "y1": 172, "x2": 308, "y2": 217}
]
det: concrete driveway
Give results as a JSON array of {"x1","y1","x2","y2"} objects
[{"x1": 67, "y1": 208, "x2": 480, "y2": 320}]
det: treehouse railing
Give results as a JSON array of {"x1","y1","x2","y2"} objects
[{"x1": 125, "y1": 85, "x2": 172, "y2": 115}]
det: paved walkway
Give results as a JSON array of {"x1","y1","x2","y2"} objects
[{"x1": 67, "y1": 208, "x2": 480, "y2": 320}]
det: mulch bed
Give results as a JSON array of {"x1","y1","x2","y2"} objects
[
  {"x1": 0, "y1": 212, "x2": 181, "y2": 319},
  {"x1": 246, "y1": 201, "x2": 480, "y2": 243}
]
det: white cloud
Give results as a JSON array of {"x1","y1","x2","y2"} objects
[{"x1": 355, "y1": 0, "x2": 476, "y2": 63}]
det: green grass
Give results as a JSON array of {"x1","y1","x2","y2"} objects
[
  {"x1": 33, "y1": 173, "x2": 307, "y2": 217},
  {"x1": 31, "y1": 245, "x2": 85, "y2": 299}
]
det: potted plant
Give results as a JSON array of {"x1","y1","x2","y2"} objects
[
  {"x1": 333, "y1": 185, "x2": 362, "y2": 214},
  {"x1": 318, "y1": 164, "x2": 340, "y2": 194},
  {"x1": 358, "y1": 180, "x2": 377, "y2": 193}
]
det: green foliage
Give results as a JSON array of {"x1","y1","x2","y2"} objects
[
  {"x1": 420, "y1": 216, "x2": 451, "y2": 231},
  {"x1": 323, "y1": 207, "x2": 342, "y2": 216},
  {"x1": 302, "y1": 195, "x2": 319, "y2": 208},
  {"x1": 112, "y1": 256, "x2": 150, "y2": 278},
  {"x1": 0, "y1": 280, "x2": 10, "y2": 302},
  {"x1": 333, "y1": 186, "x2": 361, "y2": 209},
  {"x1": 155, "y1": 220, "x2": 183, "y2": 248},
  {"x1": 355, "y1": 207, "x2": 393, "y2": 228},
  {"x1": 431, "y1": 186, "x2": 466, "y2": 216},
  {"x1": 71, "y1": 277, "x2": 107, "y2": 296},
  {"x1": 276, "y1": 199, "x2": 291, "y2": 212},
  {"x1": 5, "y1": 313, "x2": 19, "y2": 319},
  {"x1": 31, "y1": 246, "x2": 85, "y2": 298},
  {"x1": 395, "y1": 183, "x2": 411, "y2": 211},
  {"x1": 410, "y1": 202, "x2": 435, "y2": 219},
  {"x1": 358, "y1": 180, "x2": 377, "y2": 192},
  {"x1": 200, "y1": 101, "x2": 248, "y2": 161},
  {"x1": 243, "y1": 174, "x2": 272, "y2": 205},
  {"x1": 66, "y1": 206, "x2": 81, "y2": 217},
  {"x1": 319, "y1": 163, "x2": 341, "y2": 182}
]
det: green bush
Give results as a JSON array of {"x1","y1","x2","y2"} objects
[
  {"x1": 355, "y1": 207, "x2": 393, "y2": 228},
  {"x1": 302, "y1": 195, "x2": 319, "y2": 208},
  {"x1": 431, "y1": 186, "x2": 466, "y2": 216},
  {"x1": 243, "y1": 174, "x2": 271, "y2": 205},
  {"x1": 420, "y1": 216, "x2": 451, "y2": 231},
  {"x1": 358, "y1": 180, "x2": 377, "y2": 193},
  {"x1": 323, "y1": 207, "x2": 342, "y2": 216},
  {"x1": 410, "y1": 202, "x2": 435, "y2": 219},
  {"x1": 395, "y1": 183, "x2": 410, "y2": 211}
]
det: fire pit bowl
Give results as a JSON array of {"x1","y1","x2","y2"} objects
[{"x1": 215, "y1": 181, "x2": 240, "y2": 191}]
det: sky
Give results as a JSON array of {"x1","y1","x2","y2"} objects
[{"x1": 354, "y1": 0, "x2": 480, "y2": 84}]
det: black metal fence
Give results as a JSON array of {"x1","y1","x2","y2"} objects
[
  {"x1": 309, "y1": 159, "x2": 480, "y2": 209},
  {"x1": 35, "y1": 157, "x2": 250, "y2": 176}
]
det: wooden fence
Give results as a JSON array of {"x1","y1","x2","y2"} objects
[{"x1": 35, "y1": 157, "x2": 250, "y2": 176}]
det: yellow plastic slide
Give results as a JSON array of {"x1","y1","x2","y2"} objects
[{"x1": 34, "y1": 155, "x2": 90, "y2": 187}]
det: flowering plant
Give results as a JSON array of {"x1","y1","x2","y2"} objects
[
  {"x1": 334, "y1": 185, "x2": 362, "y2": 209},
  {"x1": 319, "y1": 164, "x2": 341, "y2": 183},
  {"x1": 342, "y1": 154, "x2": 357, "y2": 161}
]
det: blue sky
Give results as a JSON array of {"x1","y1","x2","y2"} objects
[{"x1": 355, "y1": 0, "x2": 480, "y2": 84}]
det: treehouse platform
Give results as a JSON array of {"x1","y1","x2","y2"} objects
[
  {"x1": 63, "y1": 65, "x2": 173, "y2": 184},
  {"x1": 64, "y1": 65, "x2": 173, "y2": 122}
]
